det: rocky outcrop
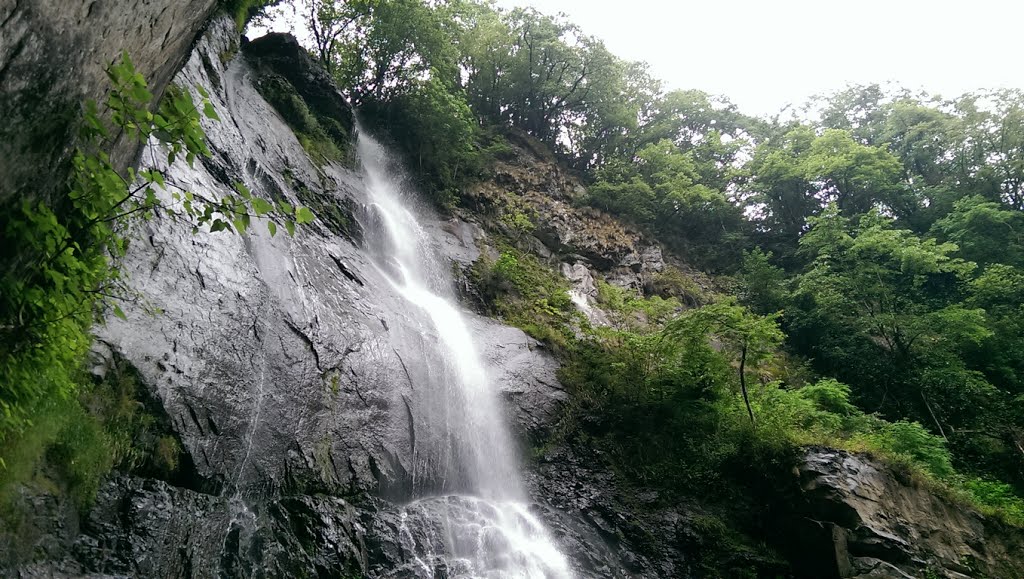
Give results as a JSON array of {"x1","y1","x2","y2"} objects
[
  {"x1": 781, "y1": 449, "x2": 1024, "y2": 579},
  {"x1": 527, "y1": 442, "x2": 793, "y2": 579},
  {"x1": 0, "y1": 0, "x2": 218, "y2": 205},
  {"x1": 466, "y1": 132, "x2": 666, "y2": 293}
]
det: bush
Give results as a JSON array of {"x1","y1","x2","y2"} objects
[
  {"x1": 0, "y1": 356, "x2": 185, "y2": 515},
  {"x1": 963, "y1": 478, "x2": 1024, "y2": 525},
  {"x1": 857, "y1": 420, "x2": 956, "y2": 479},
  {"x1": 595, "y1": 280, "x2": 681, "y2": 331},
  {"x1": 471, "y1": 245, "x2": 576, "y2": 350},
  {"x1": 221, "y1": 0, "x2": 281, "y2": 31},
  {"x1": 45, "y1": 403, "x2": 113, "y2": 508}
]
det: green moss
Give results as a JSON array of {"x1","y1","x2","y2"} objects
[
  {"x1": 470, "y1": 243, "x2": 577, "y2": 352},
  {"x1": 1, "y1": 356, "x2": 186, "y2": 522},
  {"x1": 255, "y1": 74, "x2": 352, "y2": 167}
]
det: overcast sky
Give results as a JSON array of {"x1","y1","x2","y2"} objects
[{"x1": 494, "y1": 0, "x2": 1023, "y2": 117}]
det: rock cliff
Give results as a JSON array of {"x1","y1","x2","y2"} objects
[
  {"x1": 0, "y1": 0, "x2": 218, "y2": 206},
  {"x1": 780, "y1": 448, "x2": 1024, "y2": 579}
]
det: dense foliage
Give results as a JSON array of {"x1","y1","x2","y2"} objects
[{"x1": 290, "y1": 0, "x2": 1024, "y2": 527}]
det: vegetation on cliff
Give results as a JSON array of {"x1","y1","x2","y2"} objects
[{"x1": 293, "y1": 0, "x2": 1024, "y2": 531}]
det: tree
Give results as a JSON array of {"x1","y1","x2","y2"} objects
[
  {"x1": 668, "y1": 299, "x2": 783, "y2": 425},
  {"x1": 950, "y1": 90, "x2": 1024, "y2": 210},
  {"x1": 586, "y1": 139, "x2": 744, "y2": 266},
  {"x1": 737, "y1": 249, "x2": 788, "y2": 315},
  {"x1": 304, "y1": 0, "x2": 361, "y2": 75},
  {"x1": 746, "y1": 124, "x2": 819, "y2": 255},
  {"x1": 747, "y1": 126, "x2": 907, "y2": 259},
  {"x1": 814, "y1": 83, "x2": 892, "y2": 145},
  {"x1": 787, "y1": 206, "x2": 1019, "y2": 453},
  {"x1": 933, "y1": 195, "x2": 1024, "y2": 267},
  {"x1": 326, "y1": 0, "x2": 457, "y2": 105}
]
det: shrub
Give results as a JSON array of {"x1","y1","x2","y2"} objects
[
  {"x1": 857, "y1": 420, "x2": 956, "y2": 479},
  {"x1": 963, "y1": 478, "x2": 1024, "y2": 525}
]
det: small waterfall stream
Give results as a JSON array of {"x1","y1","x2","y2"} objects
[{"x1": 356, "y1": 129, "x2": 573, "y2": 578}]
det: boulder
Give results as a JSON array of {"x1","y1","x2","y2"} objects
[{"x1": 782, "y1": 448, "x2": 1024, "y2": 578}]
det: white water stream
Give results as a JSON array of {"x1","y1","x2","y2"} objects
[{"x1": 356, "y1": 130, "x2": 573, "y2": 579}]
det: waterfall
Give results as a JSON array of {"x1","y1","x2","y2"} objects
[{"x1": 355, "y1": 129, "x2": 573, "y2": 578}]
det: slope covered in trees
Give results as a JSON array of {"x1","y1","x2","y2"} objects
[{"x1": 283, "y1": 0, "x2": 1024, "y2": 526}]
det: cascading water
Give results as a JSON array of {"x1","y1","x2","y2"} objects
[{"x1": 355, "y1": 128, "x2": 573, "y2": 578}]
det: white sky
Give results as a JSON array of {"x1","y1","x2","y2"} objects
[{"x1": 494, "y1": 0, "x2": 1024, "y2": 117}]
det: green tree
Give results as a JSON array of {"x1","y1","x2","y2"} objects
[
  {"x1": 950, "y1": 90, "x2": 1024, "y2": 210},
  {"x1": 787, "y1": 206, "x2": 1024, "y2": 477},
  {"x1": 586, "y1": 139, "x2": 744, "y2": 265},
  {"x1": 737, "y1": 249, "x2": 788, "y2": 315},
  {"x1": 747, "y1": 126, "x2": 906, "y2": 258},
  {"x1": 327, "y1": 0, "x2": 458, "y2": 105},
  {"x1": 668, "y1": 300, "x2": 784, "y2": 425},
  {"x1": 933, "y1": 195, "x2": 1024, "y2": 267}
]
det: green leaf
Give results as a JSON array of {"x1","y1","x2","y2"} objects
[
  {"x1": 267, "y1": 221, "x2": 277, "y2": 237},
  {"x1": 130, "y1": 84, "x2": 152, "y2": 104},
  {"x1": 252, "y1": 197, "x2": 273, "y2": 216},
  {"x1": 203, "y1": 101, "x2": 220, "y2": 121},
  {"x1": 234, "y1": 181, "x2": 251, "y2": 200},
  {"x1": 196, "y1": 85, "x2": 210, "y2": 98},
  {"x1": 296, "y1": 206, "x2": 315, "y2": 224},
  {"x1": 209, "y1": 219, "x2": 229, "y2": 233},
  {"x1": 285, "y1": 220, "x2": 296, "y2": 237},
  {"x1": 113, "y1": 305, "x2": 127, "y2": 321}
]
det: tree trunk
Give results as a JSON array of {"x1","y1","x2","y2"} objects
[{"x1": 740, "y1": 343, "x2": 755, "y2": 427}]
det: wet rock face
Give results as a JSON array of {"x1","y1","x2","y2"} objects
[
  {"x1": 783, "y1": 449, "x2": 1024, "y2": 579},
  {"x1": 66, "y1": 476, "x2": 367, "y2": 578},
  {"x1": 6, "y1": 15, "x2": 604, "y2": 578},
  {"x1": 0, "y1": 0, "x2": 217, "y2": 205}
]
